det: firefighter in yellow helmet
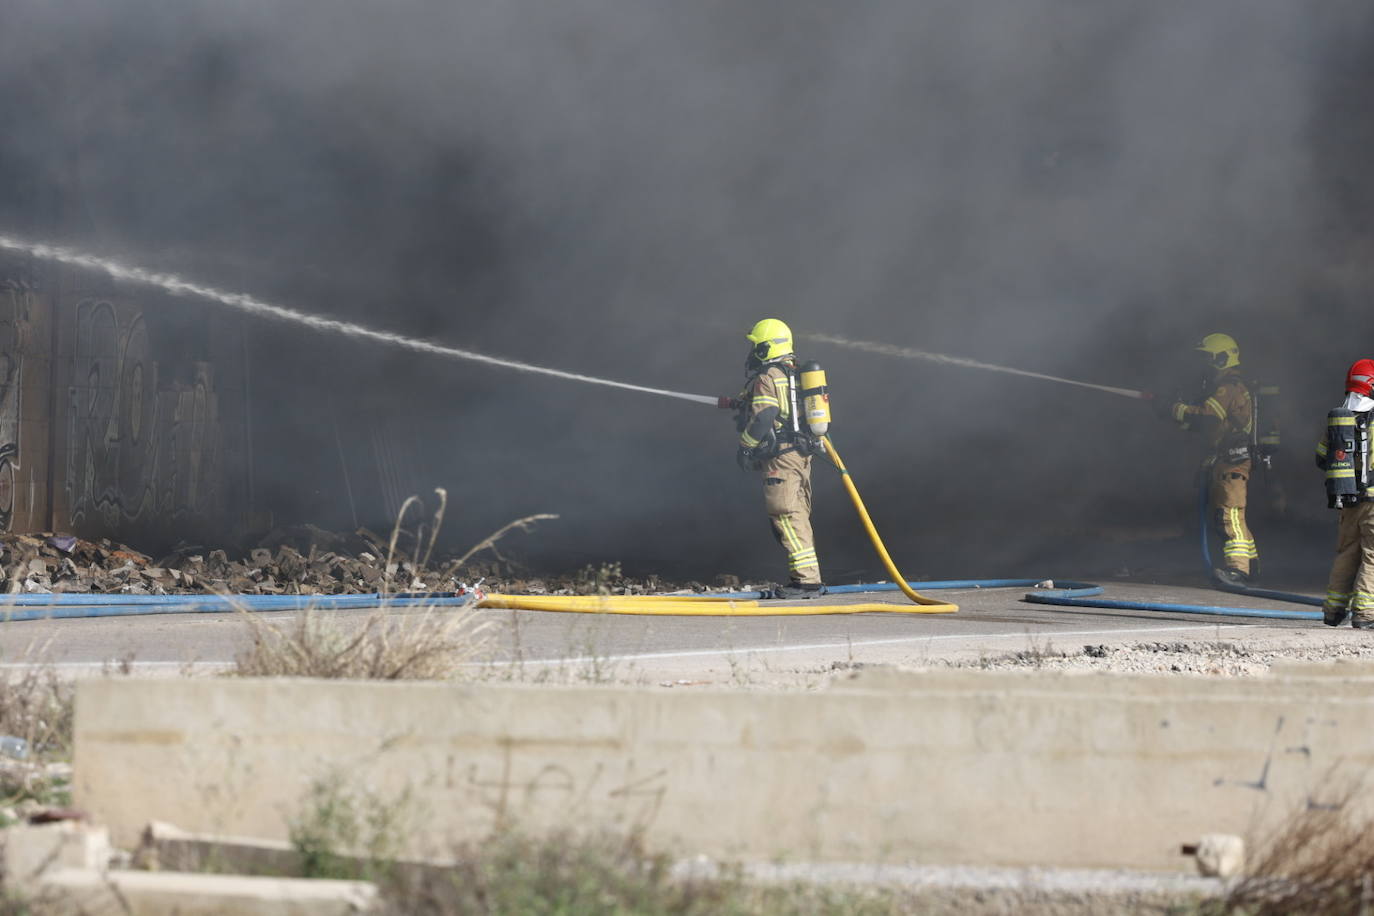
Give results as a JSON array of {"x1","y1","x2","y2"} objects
[
  {"x1": 733, "y1": 319, "x2": 826, "y2": 598},
  {"x1": 1168, "y1": 333, "x2": 1257, "y2": 586}
]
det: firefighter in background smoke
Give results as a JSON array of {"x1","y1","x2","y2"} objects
[
  {"x1": 733, "y1": 319, "x2": 826, "y2": 599},
  {"x1": 1316, "y1": 360, "x2": 1374, "y2": 628},
  {"x1": 1168, "y1": 333, "x2": 1258, "y2": 586}
]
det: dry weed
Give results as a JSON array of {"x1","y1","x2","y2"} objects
[
  {"x1": 0, "y1": 641, "x2": 73, "y2": 759},
  {"x1": 1221, "y1": 786, "x2": 1374, "y2": 915},
  {"x1": 0, "y1": 642, "x2": 75, "y2": 814},
  {"x1": 374, "y1": 830, "x2": 916, "y2": 915},
  {"x1": 234, "y1": 603, "x2": 489, "y2": 680},
  {"x1": 234, "y1": 501, "x2": 561, "y2": 680}
]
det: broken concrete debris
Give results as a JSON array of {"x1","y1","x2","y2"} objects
[
  {"x1": 0, "y1": 529, "x2": 708, "y2": 597},
  {"x1": 0, "y1": 516, "x2": 758, "y2": 598},
  {"x1": 0, "y1": 530, "x2": 470, "y2": 596},
  {"x1": 4, "y1": 817, "x2": 378, "y2": 914}
]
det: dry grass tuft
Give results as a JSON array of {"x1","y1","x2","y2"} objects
[
  {"x1": 1221, "y1": 787, "x2": 1374, "y2": 915},
  {"x1": 0, "y1": 642, "x2": 75, "y2": 814},
  {"x1": 234, "y1": 500, "x2": 558, "y2": 680},
  {"x1": 234, "y1": 604, "x2": 489, "y2": 680},
  {"x1": 0, "y1": 641, "x2": 73, "y2": 759}
]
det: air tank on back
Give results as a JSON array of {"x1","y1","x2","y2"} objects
[{"x1": 800, "y1": 361, "x2": 830, "y2": 437}]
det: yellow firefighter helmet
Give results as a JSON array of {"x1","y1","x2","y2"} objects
[
  {"x1": 1196, "y1": 332, "x2": 1240, "y2": 370},
  {"x1": 745, "y1": 318, "x2": 794, "y2": 362}
]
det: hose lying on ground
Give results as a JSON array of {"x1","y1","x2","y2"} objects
[
  {"x1": 1022, "y1": 588, "x2": 1322, "y2": 622},
  {"x1": 0, "y1": 577, "x2": 1325, "y2": 621},
  {"x1": 1197, "y1": 473, "x2": 1323, "y2": 607},
  {"x1": 820, "y1": 435, "x2": 957, "y2": 613},
  {"x1": 478, "y1": 595, "x2": 945, "y2": 616},
  {"x1": 0, "y1": 589, "x2": 946, "y2": 620}
]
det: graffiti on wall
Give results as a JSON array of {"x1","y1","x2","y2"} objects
[
  {"x1": 0, "y1": 280, "x2": 33, "y2": 531},
  {"x1": 65, "y1": 298, "x2": 223, "y2": 531}
]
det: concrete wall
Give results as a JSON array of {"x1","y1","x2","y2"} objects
[
  {"x1": 0, "y1": 250, "x2": 248, "y2": 544},
  {"x1": 73, "y1": 667, "x2": 1374, "y2": 871}
]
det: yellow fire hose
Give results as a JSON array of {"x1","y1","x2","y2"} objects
[
  {"x1": 477, "y1": 595, "x2": 939, "y2": 615},
  {"x1": 476, "y1": 435, "x2": 955, "y2": 616},
  {"x1": 820, "y1": 436, "x2": 956, "y2": 613}
]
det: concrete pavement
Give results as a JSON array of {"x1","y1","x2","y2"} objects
[{"x1": 0, "y1": 580, "x2": 1317, "y2": 678}]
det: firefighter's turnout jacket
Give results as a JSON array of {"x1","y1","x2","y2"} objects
[
  {"x1": 1177, "y1": 370, "x2": 1257, "y2": 574},
  {"x1": 738, "y1": 362, "x2": 821, "y2": 586}
]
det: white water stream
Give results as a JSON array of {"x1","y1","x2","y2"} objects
[{"x1": 0, "y1": 235, "x2": 720, "y2": 406}]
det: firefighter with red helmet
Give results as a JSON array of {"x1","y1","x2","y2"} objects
[
  {"x1": 1168, "y1": 333, "x2": 1258, "y2": 585},
  {"x1": 1316, "y1": 359, "x2": 1374, "y2": 627}
]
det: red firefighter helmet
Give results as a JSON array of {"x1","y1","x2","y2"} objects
[{"x1": 1347, "y1": 359, "x2": 1374, "y2": 397}]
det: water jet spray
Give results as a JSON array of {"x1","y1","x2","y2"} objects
[
  {"x1": 808, "y1": 332, "x2": 1150, "y2": 401},
  {"x1": 0, "y1": 235, "x2": 720, "y2": 407}
]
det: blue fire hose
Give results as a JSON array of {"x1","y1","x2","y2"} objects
[
  {"x1": 700, "y1": 579, "x2": 1104, "y2": 601},
  {"x1": 1021, "y1": 591, "x2": 1321, "y2": 621},
  {"x1": 707, "y1": 577, "x2": 1323, "y2": 621},
  {"x1": 1197, "y1": 471, "x2": 1323, "y2": 607},
  {"x1": 0, "y1": 591, "x2": 450, "y2": 606},
  {"x1": 1020, "y1": 473, "x2": 1324, "y2": 621},
  {"x1": 0, "y1": 593, "x2": 475, "y2": 623},
  {"x1": 0, "y1": 567, "x2": 1324, "y2": 625}
]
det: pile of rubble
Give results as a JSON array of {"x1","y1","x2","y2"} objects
[
  {"x1": 0, "y1": 530, "x2": 476, "y2": 596},
  {"x1": 0, "y1": 529, "x2": 718, "y2": 596}
]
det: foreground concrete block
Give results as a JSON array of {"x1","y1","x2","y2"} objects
[
  {"x1": 137, "y1": 820, "x2": 451, "y2": 887},
  {"x1": 40, "y1": 868, "x2": 376, "y2": 916},
  {"x1": 4, "y1": 821, "x2": 110, "y2": 886},
  {"x1": 136, "y1": 821, "x2": 302, "y2": 875},
  {"x1": 73, "y1": 671, "x2": 1374, "y2": 871}
]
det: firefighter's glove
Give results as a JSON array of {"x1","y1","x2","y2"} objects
[
  {"x1": 1170, "y1": 402, "x2": 1190, "y2": 425},
  {"x1": 736, "y1": 445, "x2": 761, "y2": 472}
]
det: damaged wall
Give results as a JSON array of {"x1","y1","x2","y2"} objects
[
  {"x1": 0, "y1": 250, "x2": 249, "y2": 548},
  {"x1": 0, "y1": 267, "x2": 50, "y2": 535}
]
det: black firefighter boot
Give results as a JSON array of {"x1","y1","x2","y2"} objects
[{"x1": 766, "y1": 581, "x2": 828, "y2": 600}]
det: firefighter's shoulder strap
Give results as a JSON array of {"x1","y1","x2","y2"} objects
[
  {"x1": 773, "y1": 359, "x2": 822, "y2": 455},
  {"x1": 761, "y1": 361, "x2": 798, "y2": 433}
]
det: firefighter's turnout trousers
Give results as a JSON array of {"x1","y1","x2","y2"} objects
[
  {"x1": 1210, "y1": 460, "x2": 1256, "y2": 575},
  {"x1": 762, "y1": 449, "x2": 821, "y2": 586},
  {"x1": 1323, "y1": 501, "x2": 1374, "y2": 624}
]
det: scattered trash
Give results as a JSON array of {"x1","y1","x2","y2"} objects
[
  {"x1": 45, "y1": 536, "x2": 76, "y2": 554},
  {"x1": 1185, "y1": 834, "x2": 1245, "y2": 878},
  {"x1": 0, "y1": 736, "x2": 29, "y2": 760},
  {"x1": 26, "y1": 807, "x2": 87, "y2": 825}
]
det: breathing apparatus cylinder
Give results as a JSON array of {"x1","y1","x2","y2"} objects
[
  {"x1": 800, "y1": 361, "x2": 830, "y2": 437},
  {"x1": 1324, "y1": 408, "x2": 1367, "y2": 508}
]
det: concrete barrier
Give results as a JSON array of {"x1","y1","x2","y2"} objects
[
  {"x1": 40, "y1": 869, "x2": 377, "y2": 915},
  {"x1": 3, "y1": 821, "x2": 376, "y2": 915},
  {"x1": 72, "y1": 668, "x2": 1374, "y2": 871}
]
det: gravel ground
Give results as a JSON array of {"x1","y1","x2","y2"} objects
[
  {"x1": 671, "y1": 860, "x2": 1225, "y2": 914},
  {"x1": 943, "y1": 633, "x2": 1374, "y2": 676}
]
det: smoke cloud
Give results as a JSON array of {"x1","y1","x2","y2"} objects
[{"x1": 2, "y1": 0, "x2": 1372, "y2": 582}]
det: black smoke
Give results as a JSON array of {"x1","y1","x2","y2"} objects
[{"x1": 2, "y1": 1, "x2": 1373, "y2": 583}]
